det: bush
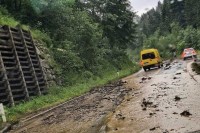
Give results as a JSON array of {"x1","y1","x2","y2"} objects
[{"x1": 0, "y1": 8, "x2": 19, "y2": 26}]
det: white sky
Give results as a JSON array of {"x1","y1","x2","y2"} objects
[{"x1": 130, "y1": 0, "x2": 164, "y2": 16}]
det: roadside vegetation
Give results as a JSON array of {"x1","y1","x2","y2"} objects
[
  {"x1": 0, "y1": 0, "x2": 139, "y2": 125},
  {"x1": 192, "y1": 63, "x2": 200, "y2": 74}
]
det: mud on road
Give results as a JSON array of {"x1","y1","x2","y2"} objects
[
  {"x1": 8, "y1": 59, "x2": 200, "y2": 133},
  {"x1": 8, "y1": 80, "x2": 133, "y2": 133}
]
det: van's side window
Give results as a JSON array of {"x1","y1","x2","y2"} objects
[{"x1": 142, "y1": 52, "x2": 155, "y2": 60}]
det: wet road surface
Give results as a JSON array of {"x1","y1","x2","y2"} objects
[
  {"x1": 8, "y1": 59, "x2": 200, "y2": 133},
  {"x1": 104, "y1": 60, "x2": 200, "y2": 133}
]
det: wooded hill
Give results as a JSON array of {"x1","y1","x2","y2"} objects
[
  {"x1": 139, "y1": 0, "x2": 200, "y2": 58},
  {"x1": 0, "y1": 0, "x2": 137, "y2": 85}
]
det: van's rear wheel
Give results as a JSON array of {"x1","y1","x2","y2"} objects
[
  {"x1": 158, "y1": 63, "x2": 161, "y2": 68},
  {"x1": 143, "y1": 67, "x2": 147, "y2": 72}
]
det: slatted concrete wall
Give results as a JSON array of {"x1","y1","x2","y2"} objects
[{"x1": 0, "y1": 25, "x2": 47, "y2": 106}]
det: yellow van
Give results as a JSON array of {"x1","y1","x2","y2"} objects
[{"x1": 140, "y1": 49, "x2": 162, "y2": 71}]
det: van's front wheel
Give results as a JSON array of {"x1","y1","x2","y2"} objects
[{"x1": 143, "y1": 67, "x2": 147, "y2": 72}]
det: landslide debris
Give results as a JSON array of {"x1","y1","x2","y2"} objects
[
  {"x1": 174, "y1": 96, "x2": 181, "y2": 101},
  {"x1": 9, "y1": 80, "x2": 133, "y2": 133},
  {"x1": 140, "y1": 77, "x2": 152, "y2": 83},
  {"x1": 40, "y1": 80, "x2": 132, "y2": 125},
  {"x1": 180, "y1": 110, "x2": 192, "y2": 117},
  {"x1": 141, "y1": 98, "x2": 153, "y2": 108}
]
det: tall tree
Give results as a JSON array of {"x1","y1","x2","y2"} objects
[
  {"x1": 102, "y1": 0, "x2": 136, "y2": 49},
  {"x1": 184, "y1": 0, "x2": 200, "y2": 28},
  {"x1": 170, "y1": 0, "x2": 185, "y2": 26},
  {"x1": 139, "y1": 1, "x2": 162, "y2": 37},
  {"x1": 76, "y1": 0, "x2": 137, "y2": 50},
  {"x1": 160, "y1": 0, "x2": 171, "y2": 34}
]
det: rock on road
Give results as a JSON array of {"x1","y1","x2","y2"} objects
[{"x1": 8, "y1": 59, "x2": 200, "y2": 133}]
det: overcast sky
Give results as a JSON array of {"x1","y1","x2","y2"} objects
[{"x1": 130, "y1": 0, "x2": 163, "y2": 16}]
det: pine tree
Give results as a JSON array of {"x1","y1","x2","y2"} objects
[
  {"x1": 139, "y1": 1, "x2": 162, "y2": 37},
  {"x1": 161, "y1": 0, "x2": 171, "y2": 34},
  {"x1": 184, "y1": 0, "x2": 200, "y2": 28},
  {"x1": 170, "y1": 0, "x2": 185, "y2": 26},
  {"x1": 102, "y1": 0, "x2": 136, "y2": 49},
  {"x1": 75, "y1": 0, "x2": 105, "y2": 22}
]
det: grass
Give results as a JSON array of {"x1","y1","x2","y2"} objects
[
  {"x1": 191, "y1": 51, "x2": 200, "y2": 74},
  {"x1": 192, "y1": 63, "x2": 200, "y2": 74},
  {"x1": 0, "y1": 65, "x2": 140, "y2": 126},
  {"x1": 0, "y1": 12, "x2": 19, "y2": 27}
]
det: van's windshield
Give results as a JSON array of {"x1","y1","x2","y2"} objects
[{"x1": 142, "y1": 52, "x2": 155, "y2": 60}]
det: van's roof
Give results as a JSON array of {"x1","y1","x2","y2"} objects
[{"x1": 141, "y1": 48, "x2": 158, "y2": 53}]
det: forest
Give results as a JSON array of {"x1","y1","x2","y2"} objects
[
  {"x1": 138, "y1": 0, "x2": 200, "y2": 59},
  {"x1": 0, "y1": 0, "x2": 137, "y2": 86}
]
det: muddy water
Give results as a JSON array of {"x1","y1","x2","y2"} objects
[{"x1": 104, "y1": 60, "x2": 200, "y2": 133}]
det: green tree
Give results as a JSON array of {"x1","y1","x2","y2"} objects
[
  {"x1": 185, "y1": 0, "x2": 200, "y2": 28},
  {"x1": 170, "y1": 0, "x2": 185, "y2": 26},
  {"x1": 160, "y1": 0, "x2": 171, "y2": 34},
  {"x1": 102, "y1": 0, "x2": 136, "y2": 49},
  {"x1": 76, "y1": 0, "x2": 137, "y2": 50}
]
